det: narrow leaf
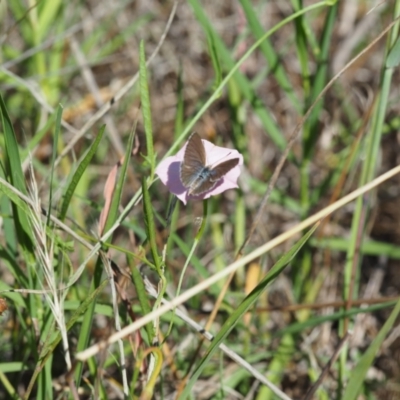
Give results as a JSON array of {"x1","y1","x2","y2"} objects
[
  {"x1": 129, "y1": 255, "x2": 155, "y2": 343},
  {"x1": 205, "y1": 27, "x2": 222, "y2": 93},
  {"x1": 59, "y1": 125, "x2": 105, "y2": 221},
  {"x1": 142, "y1": 177, "x2": 161, "y2": 273},
  {"x1": 0, "y1": 94, "x2": 34, "y2": 252},
  {"x1": 47, "y1": 105, "x2": 63, "y2": 226}
]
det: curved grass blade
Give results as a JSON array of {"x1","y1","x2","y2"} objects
[
  {"x1": 181, "y1": 224, "x2": 319, "y2": 399},
  {"x1": 59, "y1": 125, "x2": 105, "y2": 221}
]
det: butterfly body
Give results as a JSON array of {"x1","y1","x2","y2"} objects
[{"x1": 180, "y1": 133, "x2": 239, "y2": 196}]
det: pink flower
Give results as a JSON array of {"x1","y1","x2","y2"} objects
[{"x1": 156, "y1": 135, "x2": 243, "y2": 205}]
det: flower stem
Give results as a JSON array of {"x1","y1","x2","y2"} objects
[{"x1": 165, "y1": 199, "x2": 209, "y2": 338}]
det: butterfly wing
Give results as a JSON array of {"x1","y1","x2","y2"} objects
[
  {"x1": 189, "y1": 158, "x2": 240, "y2": 196},
  {"x1": 180, "y1": 132, "x2": 207, "y2": 187},
  {"x1": 209, "y1": 158, "x2": 239, "y2": 182}
]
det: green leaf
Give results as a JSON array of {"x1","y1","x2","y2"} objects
[
  {"x1": 59, "y1": 125, "x2": 105, "y2": 221},
  {"x1": 0, "y1": 94, "x2": 34, "y2": 253},
  {"x1": 181, "y1": 224, "x2": 318, "y2": 399}
]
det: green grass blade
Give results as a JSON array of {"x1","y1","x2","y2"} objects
[
  {"x1": 205, "y1": 25, "x2": 222, "y2": 93},
  {"x1": 142, "y1": 177, "x2": 161, "y2": 273},
  {"x1": 0, "y1": 177, "x2": 32, "y2": 218},
  {"x1": 343, "y1": 298, "x2": 400, "y2": 399},
  {"x1": 296, "y1": 3, "x2": 338, "y2": 299},
  {"x1": 36, "y1": 0, "x2": 63, "y2": 41},
  {"x1": 299, "y1": 4, "x2": 337, "y2": 222},
  {"x1": 95, "y1": 15, "x2": 152, "y2": 60},
  {"x1": 0, "y1": 258, "x2": 28, "y2": 301},
  {"x1": 59, "y1": 125, "x2": 105, "y2": 221},
  {"x1": 102, "y1": 130, "x2": 135, "y2": 237},
  {"x1": 0, "y1": 93, "x2": 28, "y2": 193},
  {"x1": 187, "y1": 0, "x2": 286, "y2": 150},
  {"x1": 292, "y1": 1, "x2": 311, "y2": 98},
  {"x1": 291, "y1": 0, "x2": 321, "y2": 58},
  {"x1": 0, "y1": 94, "x2": 34, "y2": 253},
  {"x1": 181, "y1": 224, "x2": 318, "y2": 399},
  {"x1": 304, "y1": 3, "x2": 338, "y2": 157},
  {"x1": 311, "y1": 237, "x2": 400, "y2": 259},
  {"x1": 139, "y1": 41, "x2": 156, "y2": 179},
  {"x1": 255, "y1": 333, "x2": 295, "y2": 400},
  {"x1": 232, "y1": 191, "x2": 245, "y2": 248},
  {"x1": 47, "y1": 105, "x2": 63, "y2": 226},
  {"x1": 0, "y1": 170, "x2": 18, "y2": 256},
  {"x1": 239, "y1": 0, "x2": 301, "y2": 113},
  {"x1": 277, "y1": 301, "x2": 397, "y2": 336},
  {"x1": 129, "y1": 255, "x2": 154, "y2": 343},
  {"x1": 387, "y1": 35, "x2": 400, "y2": 67},
  {"x1": 174, "y1": 64, "x2": 185, "y2": 139},
  {"x1": 20, "y1": 112, "x2": 58, "y2": 160}
]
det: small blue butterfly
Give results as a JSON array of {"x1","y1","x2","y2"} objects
[{"x1": 180, "y1": 133, "x2": 239, "y2": 196}]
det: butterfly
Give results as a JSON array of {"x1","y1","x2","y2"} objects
[{"x1": 180, "y1": 132, "x2": 239, "y2": 196}]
